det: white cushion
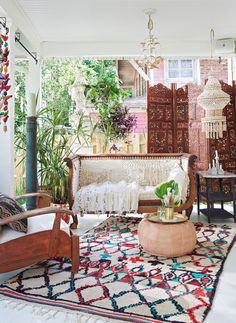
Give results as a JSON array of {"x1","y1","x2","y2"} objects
[
  {"x1": 0, "y1": 213, "x2": 71, "y2": 244},
  {"x1": 139, "y1": 186, "x2": 156, "y2": 200},
  {"x1": 167, "y1": 165, "x2": 189, "y2": 203},
  {"x1": 138, "y1": 165, "x2": 189, "y2": 202},
  {"x1": 78, "y1": 158, "x2": 188, "y2": 191}
]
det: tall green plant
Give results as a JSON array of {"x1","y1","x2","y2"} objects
[{"x1": 37, "y1": 107, "x2": 94, "y2": 203}]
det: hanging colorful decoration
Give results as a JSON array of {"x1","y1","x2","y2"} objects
[{"x1": 0, "y1": 26, "x2": 11, "y2": 132}]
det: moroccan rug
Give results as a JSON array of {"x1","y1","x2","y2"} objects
[{"x1": 0, "y1": 216, "x2": 235, "y2": 323}]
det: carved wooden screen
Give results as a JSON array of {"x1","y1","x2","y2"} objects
[
  {"x1": 208, "y1": 81, "x2": 236, "y2": 175},
  {"x1": 147, "y1": 84, "x2": 173, "y2": 153},
  {"x1": 147, "y1": 81, "x2": 236, "y2": 182},
  {"x1": 174, "y1": 86, "x2": 189, "y2": 153},
  {"x1": 147, "y1": 83, "x2": 189, "y2": 153}
]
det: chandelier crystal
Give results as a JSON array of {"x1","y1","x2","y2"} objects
[
  {"x1": 138, "y1": 9, "x2": 162, "y2": 69},
  {"x1": 197, "y1": 70, "x2": 230, "y2": 139}
]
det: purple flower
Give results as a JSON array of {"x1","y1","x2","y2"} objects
[{"x1": 98, "y1": 105, "x2": 137, "y2": 141}]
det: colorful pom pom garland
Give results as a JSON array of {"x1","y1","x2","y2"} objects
[{"x1": 0, "y1": 29, "x2": 11, "y2": 132}]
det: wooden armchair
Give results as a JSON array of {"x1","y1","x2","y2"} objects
[{"x1": 0, "y1": 193, "x2": 79, "y2": 275}]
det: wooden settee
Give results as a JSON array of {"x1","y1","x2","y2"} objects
[{"x1": 65, "y1": 153, "x2": 197, "y2": 217}]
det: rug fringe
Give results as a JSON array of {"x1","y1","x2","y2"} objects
[{"x1": 0, "y1": 294, "x2": 116, "y2": 323}]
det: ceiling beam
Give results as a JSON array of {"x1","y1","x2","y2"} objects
[{"x1": 41, "y1": 40, "x2": 216, "y2": 58}]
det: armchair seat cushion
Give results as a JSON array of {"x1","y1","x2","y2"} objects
[{"x1": 0, "y1": 213, "x2": 71, "y2": 244}]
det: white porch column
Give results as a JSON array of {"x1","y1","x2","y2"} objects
[
  {"x1": 26, "y1": 57, "x2": 41, "y2": 111},
  {"x1": 0, "y1": 22, "x2": 16, "y2": 195}
]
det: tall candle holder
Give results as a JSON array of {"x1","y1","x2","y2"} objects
[{"x1": 207, "y1": 150, "x2": 224, "y2": 175}]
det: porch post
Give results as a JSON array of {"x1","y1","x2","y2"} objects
[
  {"x1": 0, "y1": 21, "x2": 15, "y2": 196},
  {"x1": 25, "y1": 114, "x2": 37, "y2": 209},
  {"x1": 25, "y1": 58, "x2": 40, "y2": 209}
]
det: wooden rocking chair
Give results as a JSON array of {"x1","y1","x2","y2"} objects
[{"x1": 0, "y1": 193, "x2": 80, "y2": 275}]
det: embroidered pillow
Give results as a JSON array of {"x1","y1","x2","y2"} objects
[{"x1": 0, "y1": 193, "x2": 27, "y2": 233}]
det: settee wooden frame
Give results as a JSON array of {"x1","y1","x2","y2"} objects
[
  {"x1": 65, "y1": 153, "x2": 197, "y2": 217},
  {"x1": 0, "y1": 193, "x2": 79, "y2": 275}
]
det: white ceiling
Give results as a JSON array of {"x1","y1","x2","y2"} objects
[{"x1": 1, "y1": 0, "x2": 236, "y2": 57}]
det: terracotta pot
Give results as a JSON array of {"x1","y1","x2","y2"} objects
[{"x1": 38, "y1": 189, "x2": 52, "y2": 208}]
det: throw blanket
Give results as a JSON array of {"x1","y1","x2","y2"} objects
[{"x1": 73, "y1": 181, "x2": 140, "y2": 214}]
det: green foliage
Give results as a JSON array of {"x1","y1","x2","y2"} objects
[
  {"x1": 41, "y1": 59, "x2": 83, "y2": 126},
  {"x1": 37, "y1": 127, "x2": 70, "y2": 204},
  {"x1": 15, "y1": 177, "x2": 26, "y2": 205},
  {"x1": 155, "y1": 180, "x2": 180, "y2": 206},
  {"x1": 14, "y1": 58, "x2": 135, "y2": 203},
  {"x1": 85, "y1": 60, "x2": 135, "y2": 150},
  {"x1": 37, "y1": 107, "x2": 94, "y2": 203},
  {"x1": 85, "y1": 60, "x2": 126, "y2": 106},
  {"x1": 14, "y1": 60, "x2": 28, "y2": 156}
]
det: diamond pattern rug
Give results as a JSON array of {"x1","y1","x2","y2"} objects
[{"x1": 0, "y1": 216, "x2": 235, "y2": 323}]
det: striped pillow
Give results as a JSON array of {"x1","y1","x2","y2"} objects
[{"x1": 0, "y1": 193, "x2": 27, "y2": 233}]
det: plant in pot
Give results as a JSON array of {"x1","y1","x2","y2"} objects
[
  {"x1": 37, "y1": 106, "x2": 93, "y2": 213},
  {"x1": 155, "y1": 180, "x2": 180, "y2": 219},
  {"x1": 37, "y1": 122, "x2": 70, "y2": 219},
  {"x1": 85, "y1": 60, "x2": 136, "y2": 152}
]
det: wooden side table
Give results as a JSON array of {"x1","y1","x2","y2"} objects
[{"x1": 196, "y1": 171, "x2": 236, "y2": 223}]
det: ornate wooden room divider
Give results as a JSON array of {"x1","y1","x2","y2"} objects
[
  {"x1": 147, "y1": 83, "x2": 189, "y2": 153},
  {"x1": 147, "y1": 81, "x2": 236, "y2": 180}
]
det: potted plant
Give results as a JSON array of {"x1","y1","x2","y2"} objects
[
  {"x1": 155, "y1": 180, "x2": 180, "y2": 219},
  {"x1": 37, "y1": 107, "x2": 93, "y2": 209},
  {"x1": 85, "y1": 60, "x2": 136, "y2": 152}
]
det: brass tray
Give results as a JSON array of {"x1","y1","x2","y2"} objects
[{"x1": 144, "y1": 213, "x2": 188, "y2": 224}]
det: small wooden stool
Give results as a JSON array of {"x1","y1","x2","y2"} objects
[{"x1": 138, "y1": 218, "x2": 196, "y2": 258}]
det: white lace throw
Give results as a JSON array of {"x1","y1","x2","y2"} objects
[{"x1": 73, "y1": 181, "x2": 140, "y2": 214}]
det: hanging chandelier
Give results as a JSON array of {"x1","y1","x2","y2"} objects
[
  {"x1": 197, "y1": 70, "x2": 230, "y2": 139},
  {"x1": 138, "y1": 9, "x2": 162, "y2": 69}
]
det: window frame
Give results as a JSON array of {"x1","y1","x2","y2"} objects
[{"x1": 165, "y1": 59, "x2": 196, "y2": 84}]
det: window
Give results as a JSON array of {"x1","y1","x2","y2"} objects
[{"x1": 166, "y1": 59, "x2": 195, "y2": 83}]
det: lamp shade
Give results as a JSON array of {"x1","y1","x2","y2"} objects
[{"x1": 197, "y1": 71, "x2": 230, "y2": 139}]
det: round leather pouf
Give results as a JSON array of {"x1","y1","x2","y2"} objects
[{"x1": 138, "y1": 219, "x2": 197, "y2": 258}]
